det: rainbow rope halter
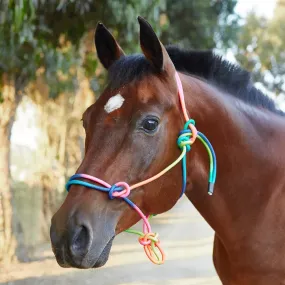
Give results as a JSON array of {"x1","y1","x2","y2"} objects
[{"x1": 66, "y1": 72, "x2": 217, "y2": 265}]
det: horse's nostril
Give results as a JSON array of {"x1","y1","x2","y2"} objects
[{"x1": 70, "y1": 225, "x2": 91, "y2": 257}]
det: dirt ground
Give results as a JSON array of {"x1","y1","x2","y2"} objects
[{"x1": 1, "y1": 197, "x2": 221, "y2": 285}]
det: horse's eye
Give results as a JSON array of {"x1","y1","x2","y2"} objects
[{"x1": 141, "y1": 117, "x2": 159, "y2": 133}]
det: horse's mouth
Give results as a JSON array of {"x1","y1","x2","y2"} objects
[
  {"x1": 92, "y1": 236, "x2": 114, "y2": 268},
  {"x1": 53, "y1": 236, "x2": 115, "y2": 269}
]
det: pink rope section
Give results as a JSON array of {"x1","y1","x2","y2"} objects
[
  {"x1": 78, "y1": 174, "x2": 131, "y2": 198},
  {"x1": 175, "y1": 72, "x2": 190, "y2": 122},
  {"x1": 175, "y1": 72, "x2": 197, "y2": 144},
  {"x1": 79, "y1": 174, "x2": 111, "y2": 188}
]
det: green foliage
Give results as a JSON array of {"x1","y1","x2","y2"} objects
[
  {"x1": 43, "y1": 43, "x2": 81, "y2": 98},
  {"x1": 0, "y1": 0, "x2": 83, "y2": 94},
  {"x1": 0, "y1": 0, "x2": 239, "y2": 98},
  {"x1": 97, "y1": 0, "x2": 165, "y2": 53},
  {"x1": 0, "y1": 0, "x2": 38, "y2": 83},
  {"x1": 0, "y1": 0, "x2": 165, "y2": 97},
  {"x1": 160, "y1": 0, "x2": 239, "y2": 49},
  {"x1": 83, "y1": 53, "x2": 98, "y2": 79},
  {"x1": 236, "y1": 1, "x2": 285, "y2": 94}
]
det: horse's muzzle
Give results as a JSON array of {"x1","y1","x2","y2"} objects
[{"x1": 50, "y1": 208, "x2": 116, "y2": 269}]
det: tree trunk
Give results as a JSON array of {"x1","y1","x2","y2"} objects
[
  {"x1": 0, "y1": 74, "x2": 20, "y2": 265},
  {"x1": 0, "y1": 125, "x2": 17, "y2": 264}
]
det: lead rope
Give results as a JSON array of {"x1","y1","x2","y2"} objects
[{"x1": 66, "y1": 72, "x2": 217, "y2": 265}]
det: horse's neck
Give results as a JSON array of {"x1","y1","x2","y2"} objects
[{"x1": 181, "y1": 73, "x2": 285, "y2": 244}]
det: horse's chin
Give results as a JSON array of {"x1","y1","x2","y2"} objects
[
  {"x1": 91, "y1": 236, "x2": 114, "y2": 268},
  {"x1": 54, "y1": 236, "x2": 114, "y2": 269}
]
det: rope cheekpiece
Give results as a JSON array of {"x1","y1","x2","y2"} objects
[{"x1": 66, "y1": 72, "x2": 217, "y2": 265}]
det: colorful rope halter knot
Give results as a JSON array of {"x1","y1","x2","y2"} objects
[
  {"x1": 125, "y1": 216, "x2": 165, "y2": 264},
  {"x1": 107, "y1": 182, "x2": 130, "y2": 199},
  {"x1": 66, "y1": 71, "x2": 217, "y2": 265}
]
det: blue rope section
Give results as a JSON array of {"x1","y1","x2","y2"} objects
[
  {"x1": 198, "y1": 132, "x2": 217, "y2": 183},
  {"x1": 66, "y1": 178, "x2": 136, "y2": 208}
]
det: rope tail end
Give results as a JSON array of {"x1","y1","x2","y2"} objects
[{"x1": 208, "y1": 182, "x2": 215, "y2": 195}]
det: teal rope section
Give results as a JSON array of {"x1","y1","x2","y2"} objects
[{"x1": 177, "y1": 120, "x2": 217, "y2": 196}]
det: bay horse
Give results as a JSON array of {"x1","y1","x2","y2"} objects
[{"x1": 50, "y1": 17, "x2": 285, "y2": 284}]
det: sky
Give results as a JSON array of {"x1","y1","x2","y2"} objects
[
  {"x1": 11, "y1": 1, "x2": 280, "y2": 148},
  {"x1": 235, "y1": 0, "x2": 277, "y2": 18}
]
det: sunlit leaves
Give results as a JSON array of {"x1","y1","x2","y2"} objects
[
  {"x1": 83, "y1": 53, "x2": 98, "y2": 79},
  {"x1": 0, "y1": 0, "x2": 164, "y2": 98},
  {"x1": 236, "y1": 1, "x2": 285, "y2": 95},
  {"x1": 160, "y1": 0, "x2": 239, "y2": 50}
]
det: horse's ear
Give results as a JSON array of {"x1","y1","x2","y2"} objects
[
  {"x1": 138, "y1": 16, "x2": 174, "y2": 73},
  {"x1": 95, "y1": 22, "x2": 125, "y2": 70}
]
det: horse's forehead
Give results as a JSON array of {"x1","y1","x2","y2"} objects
[
  {"x1": 136, "y1": 77, "x2": 160, "y2": 104},
  {"x1": 105, "y1": 76, "x2": 164, "y2": 106},
  {"x1": 104, "y1": 93, "x2": 125, "y2": 114},
  {"x1": 131, "y1": 75, "x2": 172, "y2": 107},
  {"x1": 86, "y1": 75, "x2": 169, "y2": 122}
]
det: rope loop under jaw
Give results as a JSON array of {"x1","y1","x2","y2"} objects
[
  {"x1": 138, "y1": 232, "x2": 165, "y2": 265},
  {"x1": 144, "y1": 240, "x2": 165, "y2": 265}
]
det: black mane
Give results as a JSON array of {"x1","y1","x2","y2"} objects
[{"x1": 108, "y1": 46, "x2": 283, "y2": 116}]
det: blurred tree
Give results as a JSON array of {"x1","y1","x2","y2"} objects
[
  {"x1": 0, "y1": 0, "x2": 38, "y2": 264},
  {"x1": 235, "y1": 0, "x2": 285, "y2": 95},
  {"x1": 160, "y1": 0, "x2": 239, "y2": 49}
]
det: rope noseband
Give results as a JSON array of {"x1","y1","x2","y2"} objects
[{"x1": 66, "y1": 72, "x2": 217, "y2": 265}]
